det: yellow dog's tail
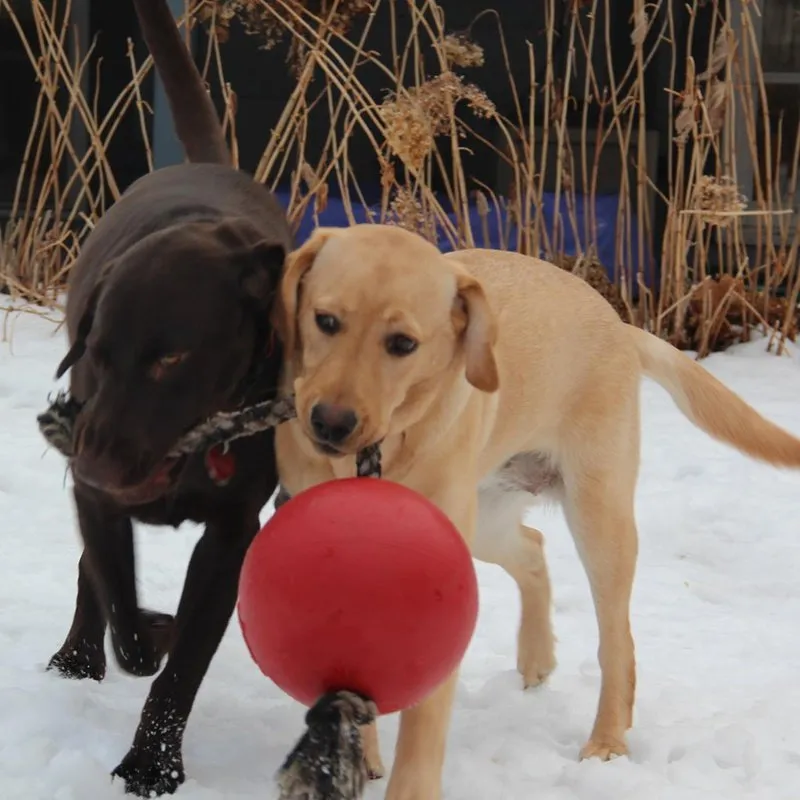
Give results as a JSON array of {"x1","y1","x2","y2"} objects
[{"x1": 628, "y1": 325, "x2": 800, "y2": 468}]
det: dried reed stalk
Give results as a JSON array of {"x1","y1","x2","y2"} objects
[{"x1": 1, "y1": 0, "x2": 797, "y2": 358}]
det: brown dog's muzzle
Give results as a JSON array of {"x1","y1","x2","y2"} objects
[{"x1": 72, "y1": 415, "x2": 180, "y2": 505}]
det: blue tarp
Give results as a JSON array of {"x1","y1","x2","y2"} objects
[{"x1": 277, "y1": 190, "x2": 652, "y2": 288}]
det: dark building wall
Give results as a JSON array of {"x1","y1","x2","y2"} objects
[
  {"x1": 0, "y1": 3, "x2": 49, "y2": 210},
  {"x1": 1, "y1": 1, "x2": 716, "y2": 216},
  {"x1": 0, "y1": 0, "x2": 152, "y2": 210},
  {"x1": 199, "y1": 0, "x2": 645, "y2": 201},
  {"x1": 87, "y1": 0, "x2": 152, "y2": 189}
]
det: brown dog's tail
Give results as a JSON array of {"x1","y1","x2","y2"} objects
[
  {"x1": 132, "y1": 0, "x2": 229, "y2": 165},
  {"x1": 629, "y1": 324, "x2": 800, "y2": 468}
]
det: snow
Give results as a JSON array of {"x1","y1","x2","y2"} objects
[{"x1": 1, "y1": 301, "x2": 800, "y2": 799}]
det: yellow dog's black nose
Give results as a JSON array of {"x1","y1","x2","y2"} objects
[{"x1": 310, "y1": 403, "x2": 358, "y2": 445}]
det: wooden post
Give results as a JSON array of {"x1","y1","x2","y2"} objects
[
  {"x1": 152, "y1": 0, "x2": 193, "y2": 168},
  {"x1": 67, "y1": 0, "x2": 90, "y2": 213}
]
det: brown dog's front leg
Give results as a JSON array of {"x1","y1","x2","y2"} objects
[
  {"x1": 48, "y1": 551, "x2": 108, "y2": 681},
  {"x1": 68, "y1": 486, "x2": 173, "y2": 678},
  {"x1": 111, "y1": 508, "x2": 261, "y2": 798},
  {"x1": 48, "y1": 549, "x2": 173, "y2": 683}
]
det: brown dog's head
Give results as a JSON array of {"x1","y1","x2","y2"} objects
[
  {"x1": 60, "y1": 216, "x2": 286, "y2": 505},
  {"x1": 276, "y1": 224, "x2": 498, "y2": 457}
]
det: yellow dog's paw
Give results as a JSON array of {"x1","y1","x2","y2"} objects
[
  {"x1": 365, "y1": 755, "x2": 385, "y2": 781},
  {"x1": 385, "y1": 786, "x2": 441, "y2": 800},
  {"x1": 385, "y1": 782, "x2": 442, "y2": 800},
  {"x1": 360, "y1": 725, "x2": 386, "y2": 780},
  {"x1": 579, "y1": 736, "x2": 628, "y2": 762},
  {"x1": 517, "y1": 643, "x2": 556, "y2": 688},
  {"x1": 385, "y1": 769, "x2": 442, "y2": 800}
]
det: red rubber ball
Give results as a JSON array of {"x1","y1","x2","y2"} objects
[{"x1": 237, "y1": 478, "x2": 479, "y2": 715}]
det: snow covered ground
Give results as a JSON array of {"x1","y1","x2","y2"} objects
[{"x1": 1, "y1": 302, "x2": 800, "y2": 800}]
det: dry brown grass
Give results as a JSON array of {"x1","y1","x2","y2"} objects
[{"x1": 1, "y1": 0, "x2": 798, "y2": 358}]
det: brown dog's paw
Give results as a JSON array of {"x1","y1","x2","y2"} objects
[
  {"x1": 47, "y1": 639, "x2": 106, "y2": 682},
  {"x1": 111, "y1": 609, "x2": 175, "y2": 678},
  {"x1": 140, "y1": 609, "x2": 176, "y2": 661},
  {"x1": 112, "y1": 742, "x2": 185, "y2": 797},
  {"x1": 579, "y1": 736, "x2": 628, "y2": 762}
]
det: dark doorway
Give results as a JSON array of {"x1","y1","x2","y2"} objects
[{"x1": 0, "y1": 1, "x2": 54, "y2": 215}]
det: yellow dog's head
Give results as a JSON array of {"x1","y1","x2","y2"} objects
[{"x1": 275, "y1": 224, "x2": 498, "y2": 456}]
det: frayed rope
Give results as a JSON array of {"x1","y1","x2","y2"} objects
[
  {"x1": 277, "y1": 691, "x2": 378, "y2": 800},
  {"x1": 35, "y1": 390, "x2": 382, "y2": 478}
]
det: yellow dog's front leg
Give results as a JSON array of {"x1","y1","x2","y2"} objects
[
  {"x1": 384, "y1": 672, "x2": 460, "y2": 800},
  {"x1": 383, "y1": 481, "x2": 478, "y2": 800}
]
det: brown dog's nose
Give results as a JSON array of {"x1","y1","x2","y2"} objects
[
  {"x1": 71, "y1": 422, "x2": 155, "y2": 493},
  {"x1": 310, "y1": 403, "x2": 358, "y2": 445}
]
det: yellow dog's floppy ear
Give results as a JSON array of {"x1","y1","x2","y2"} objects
[
  {"x1": 272, "y1": 227, "x2": 342, "y2": 356},
  {"x1": 452, "y1": 269, "x2": 499, "y2": 393}
]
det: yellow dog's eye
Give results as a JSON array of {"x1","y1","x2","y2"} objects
[
  {"x1": 315, "y1": 313, "x2": 341, "y2": 336},
  {"x1": 385, "y1": 333, "x2": 418, "y2": 357},
  {"x1": 149, "y1": 352, "x2": 189, "y2": 380}
]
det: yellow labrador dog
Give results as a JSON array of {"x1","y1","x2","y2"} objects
[{"x1": 273, "y1": 223, "x2": 800, "y2": 799}]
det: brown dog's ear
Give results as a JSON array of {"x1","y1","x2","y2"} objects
[
  {"x1": 208, "y1": 217, "x2": 289, "y2": 309},
  {"x1": 273, "y1": 227, "x2": 342, "y2": 354},
  {"x1": 55, "y1": 266, "x2": 111, "y2": 379},
  {"x1": 452, "y1": 270, "x2": 499, "y2": 393},
  {"x1": 238, "y1": 240, "x2": 288, "y2": 309}
]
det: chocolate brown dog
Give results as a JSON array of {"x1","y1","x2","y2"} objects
[{"x1": 46, "y1": 1, "x2": 292, "y2": 795}]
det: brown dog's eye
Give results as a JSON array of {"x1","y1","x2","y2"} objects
[
  {"x1": 315, "y1": 313, "x2": 341, "y2": 336},
  {"x1": 385, "y1": 334, "x2": 418, "y2": 357},
  {"x1": 149, "y1": 352, "x2": 189, "y2": 380}
]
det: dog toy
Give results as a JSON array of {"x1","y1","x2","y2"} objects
[
  {"x1": 237, "y1": 477, "x2": 480, "y2": 800},
  {"x1": 35, "y1": 391, "x2": 382, "y2": 479}
]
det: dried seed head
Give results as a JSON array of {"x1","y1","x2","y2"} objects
[
  {"x1": 674, "y1": 87, "x2": 699, "y2": 143},
  {"x1": 698, "y1": 25, "x2": 733, "y2": 81},
  {"x1": 474, "y1": 189, "x2": 490, "y2": 217},
  {"x1": 705, "y1": 78, "x2": 729, "y2": 136},
  {"x1": 378, "y1": 99, "x2": 434, "y2": 173},
  {"x1": 379, "y1": 157, "x2": 396, "y2": 192},
  {"x1": 194, "y1": 0, "x2": 375, "y2": 65},
  {"x1": 691, "y1": 175, "x2": 747, "y2": 228},
  {"x1": 387, "y1": 187, "x2": 427, "y2": 236},
  {"x1": 194, "y1": 0, "x2": 238, "y2": 43},
  {"x1": 441, "y1": 32, "x2": 485, "y2": 68},
  {"x1": 379, "y1": 71, "x2": 495, "y2": 170}
]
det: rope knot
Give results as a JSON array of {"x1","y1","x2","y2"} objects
[{"x1": 277, "y1": 690, "x2": 377, "y2": 800}]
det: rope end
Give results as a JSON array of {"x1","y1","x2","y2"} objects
[
  {"x1": 37, "y1": 391, "x2": 81, "y2": 458},
  {"x1": 277, "y1": 690, "x2": 377, "y2": 800}
]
